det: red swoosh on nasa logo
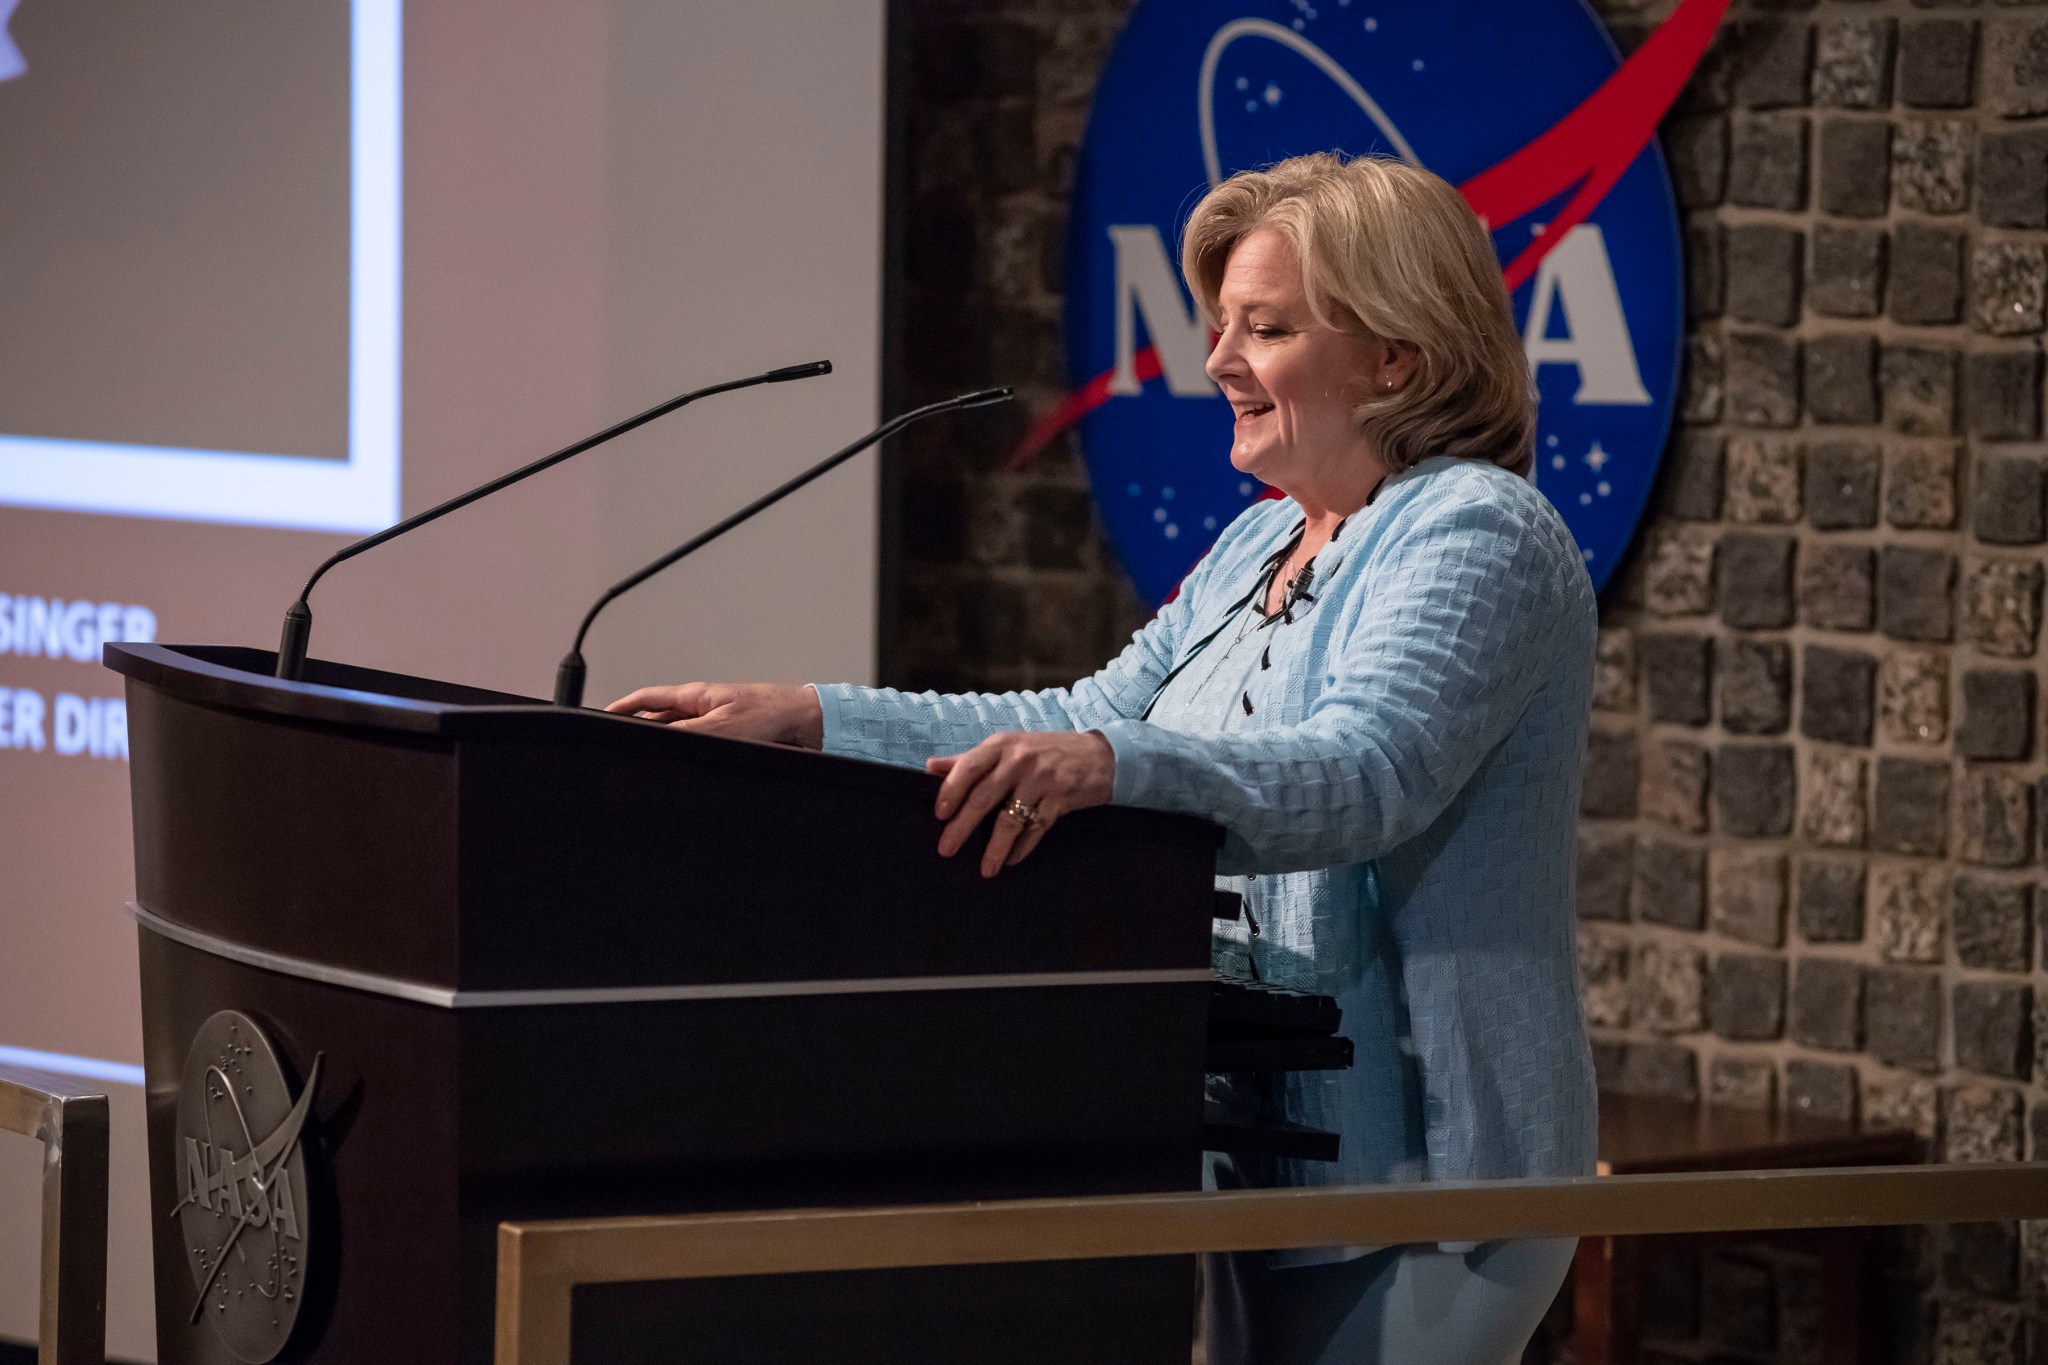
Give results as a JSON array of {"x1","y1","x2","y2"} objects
[{"x1": 1008, "y1": 0, "x2": 1729, "y2": 471}]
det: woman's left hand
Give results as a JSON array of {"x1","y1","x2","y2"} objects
[{"x1": 927, "y1": 731, "x2": 1116, "y2": 877}]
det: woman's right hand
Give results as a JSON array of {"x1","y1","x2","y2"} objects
[{"x1": 604, "y1": 682, "x2": 824, "y2": 748}]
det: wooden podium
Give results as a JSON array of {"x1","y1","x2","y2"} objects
[{"x1": 107, "y1": 643, "x2": 1222, "y2": 1365}]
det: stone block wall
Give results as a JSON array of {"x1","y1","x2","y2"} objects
[
  {"x1": 1579, "y1": 2, "x2": 2048, "y2": 1359},
  {"x1": 888, "y1": 0, "x2": 2048, "y2": 1359},
  {"x1": 887, "y1": 4, "x2": 1150, "y2": 695}
]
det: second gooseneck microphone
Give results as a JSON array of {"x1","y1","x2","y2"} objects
[
  {"x1": 272, "y1": 360, "x2": 832, "y2": 680},
  {"x1": 553, "y1": 386, "x2": 1014, "y2": 708}
]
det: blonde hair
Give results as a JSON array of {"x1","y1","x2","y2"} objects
[{"x1": 1181, "y1": 152, "x2": 1534, "y2": 476}]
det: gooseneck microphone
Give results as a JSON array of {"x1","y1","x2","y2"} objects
[
  {"x1": 553, "y1": 386, "x2": 1014, "y2": 708},
  {"x1": 272, "y1": 360, "x2": 833, "y2": 681}
]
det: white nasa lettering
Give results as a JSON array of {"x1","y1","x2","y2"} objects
[
  {"x1": 1107, "y1": 225, "x2": 1217, "y2": 398},
  {"x1": 1521, "y1": 224, "x2": 1652, "y2": 406}
]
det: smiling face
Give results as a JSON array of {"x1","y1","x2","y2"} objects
[{"x1": 1203, "y1": 228, "x2": 1404, "y2": 509}]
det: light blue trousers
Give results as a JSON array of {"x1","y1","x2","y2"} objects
[{"x1": 1201, "y1": 1237, "x2": 1577, "y2": 1365}]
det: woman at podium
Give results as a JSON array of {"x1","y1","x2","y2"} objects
[{"x1": 611, "y1": 153, "x2": 1596, "y2": 1365}]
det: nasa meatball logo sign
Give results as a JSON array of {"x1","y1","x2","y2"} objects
[
  {"x1": 1031, "y1": 0, "x2": 1726, "y2": 603},
  {"x1": 171, "y1": 1011, "x2": 323, "y2": 1363}
]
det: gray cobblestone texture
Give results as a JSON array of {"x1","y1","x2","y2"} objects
[
  {"x1": 1978, "y1": 125, "x2": 2048, "y2": 228},
  {"x1": 1657, "y1": 432, "x2": 1724, "y2": 521},
  {"x1": 1966, "y1": 456, "x2": 2048, "y2": 548},
  {"x1": 1594, "y1": 628, "x2": 1637, "y2": 712},
  {"x1": 1955, "y1": 668, "x2": 2036, "y2": 759},
  {"x1": 1799, "y1": 543, "x2": 1876, "y2": 630},
  {"x1": 1863, "y1": 1075, "x2": 1939, "y2": 1141},
  {"x1": 1731, "y1": 113, "x2": 1810, "y2": 211},
  {"x1": 1682, "y1": 332, "x2": 1724, "y2": 425},
  {"x1": 1801, "y1": 645, "x2": 1878, "y2": 745},
  {"x1": 1959, "y1": 556, "x2": 2043, "y2": 657},
  {"x1": 1868, "y1": 967, "x2": 1945, "y2": 1071},
  {"x1": 1899, "y1": 19, "x2": 1977, "y2": 108},
  {"x1": 1809, "y1": 224, "x2": 1886, "y2": 317},
  {"x1": 1880, "y1": 345, "x2": 1960, "y2": 436},
  {"x1": 1725, "y1": 331, "x2": 1802, "y2": 428},
  {"x1": 1722, "y1": 638, "x2": 1793, "y2": 734},
  {"x1": 1720, "y1": 532, "x2": 1797, "y2": 628},
  {"x1": 1801, "y1": 747, "x2": 1869, "y2": 847},
  {"x1": 1813, "y1": 17, "x2": 1894, "y2": 109},
  {"x1": 1712, "y1": 848, "x2": 1790, "y2": 948},
  {"x1": 1892, "y1": 118, "x2": 1974, "y2": 214},
  {"x1": 1725, "y1": 435, "x2": 1803, "y2": 522},
  {"x1": 1878, "y1": 544, "x2": 1957, "y2": 641},
  {"x1": 1805, "y1": 440, "x2": 1881, "y2": 529},
  {"x1": 1954, "y1": 982, "x2": 2033, "y2": 1078},
  {"x1": 1584, "y1": 728, "x2": 1641, "y2": 819},
  {"x1": 1579, "y1": 830, "x2": 1636, "y2": 922},
  {"x1": 1878, "y1": 650, "x2": 1950, "y2": 749},
  {"x1": 1643, "y1": 632, "x2": 1714, "y2": 726},
  {"x1": 1736, "y1": 20, "x2": 1814, "y2": 108},
  {"x1": 1642, "y1": 738, "x2": 1712, "y2": 835},
  {"x1": 1804, "y1": 335, "x2": 1880, "y2": 426},
  {"x1": 1607, "y1": 1041, "x2": 1701, "y2": 1103},
  {"x1": 1644, "y1": 527, "x2": 1718, "y2": 616},
  {"x1": 1874, "y1": 756, "x2": 1954, "y2": 855},
  {"x1": 1952, "y1": 874, "x2": 2034, "y2": 971},
  {"x1": 1665, "y1": 116, "x2": 1729, "y2": 208},
  {"x1": 1884, "y1": 441, "x2": 1958, "y2": 529},
  {"x1": 1716, "y1": 743, "x2": 1798, "y2": 837},
  {"x1": 1941, "y1": 1084, "x2": 2025, "y2": 1162},
  {"x1": 1712, "y1": 952, "x2": 1788, "y2": 1041},
  {"x1": 1580, "y1": 929, "x2": 1631, "y2": 1029},
  {"x1": 1635, "y1": 837, "x2": 1709, "y2": 933},
  {"x1": 1709, "y1": 1056, "x2": 1778, "y2": 1111},
  {"x1": 1956, "y1": 768, "x2": 2034, "y2": 866},
  {"x1": 1983, "y1": 16, "x2": 2048, "y2": 116},
  {"x1": 1791, "y1": 956, "x2": 1865, "y2": 1050},
  {"x1": 1798, "y1": 854, "x2": 1867, "y2": 942},
  {"x1": 1726, "y1": 225, "x2": 1803, "y2": 326},
  {"x1": 1633, "y1": 942, "x2": 1709, "y2": 1034},
  {"x1": 1888, "y1": 221, "x2": 1967, "y2": 325},
  {"x1": 1971, "y1": 239, "x2": 2048, "y2": 335},
  {"x1": 1963, "y1": 350, "x2": 2043, "y2": 441},
  {"x1": 1786, "y1": 1057, "x2": 1860, "y2": 1121},
  {"x1": 1686, "y1": 221, "x2": 1724, "y2": 321},
  {"x1": 1817, "y1": 118, "x2": 1891, "y2": 217},
  {"x1": 1874, "y1": 861, "x2": 1951, "y2": 964}
]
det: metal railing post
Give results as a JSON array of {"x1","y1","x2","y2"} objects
[{"x1": 0, "y1": 1062, "x2": 110, "y2": 1365}]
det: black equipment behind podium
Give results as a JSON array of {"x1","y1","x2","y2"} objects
[{"x1": 110, "y1": 643, "x2": 1286, "y2": 1365}]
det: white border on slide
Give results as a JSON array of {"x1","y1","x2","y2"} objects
[{"x1": 0, "y1": 0, "x2": 401, "y2": 534}]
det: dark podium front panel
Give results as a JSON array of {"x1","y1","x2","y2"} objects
[{"x1": 108, "y1": 645, "x2": 1222, "y2": 1365}]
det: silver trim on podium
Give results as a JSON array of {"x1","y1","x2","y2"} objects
[{"x1": 129, "y1": 902, "x2": 1211, "y2": 1009}]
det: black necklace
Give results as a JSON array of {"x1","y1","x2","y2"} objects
[{"x1": 1139, "y1": 510, "x2": 1350, "y2": 722}]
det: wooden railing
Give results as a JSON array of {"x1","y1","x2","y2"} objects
[{"x1": 495, "y1": 1160, "x2": 2048, "y2": 1365}]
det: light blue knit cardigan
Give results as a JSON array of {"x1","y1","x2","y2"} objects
[{"x1": 814, "y1": 454, "x2": 1599, "y2": 1192}]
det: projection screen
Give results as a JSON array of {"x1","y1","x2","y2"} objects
[{"x1": 0, "y1": 2, "x2": 886, "y2": 1355}]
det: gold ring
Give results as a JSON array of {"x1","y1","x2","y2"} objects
[{"x1": 1001, "y1": 797, "x2": 1041, "y2": 828}]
